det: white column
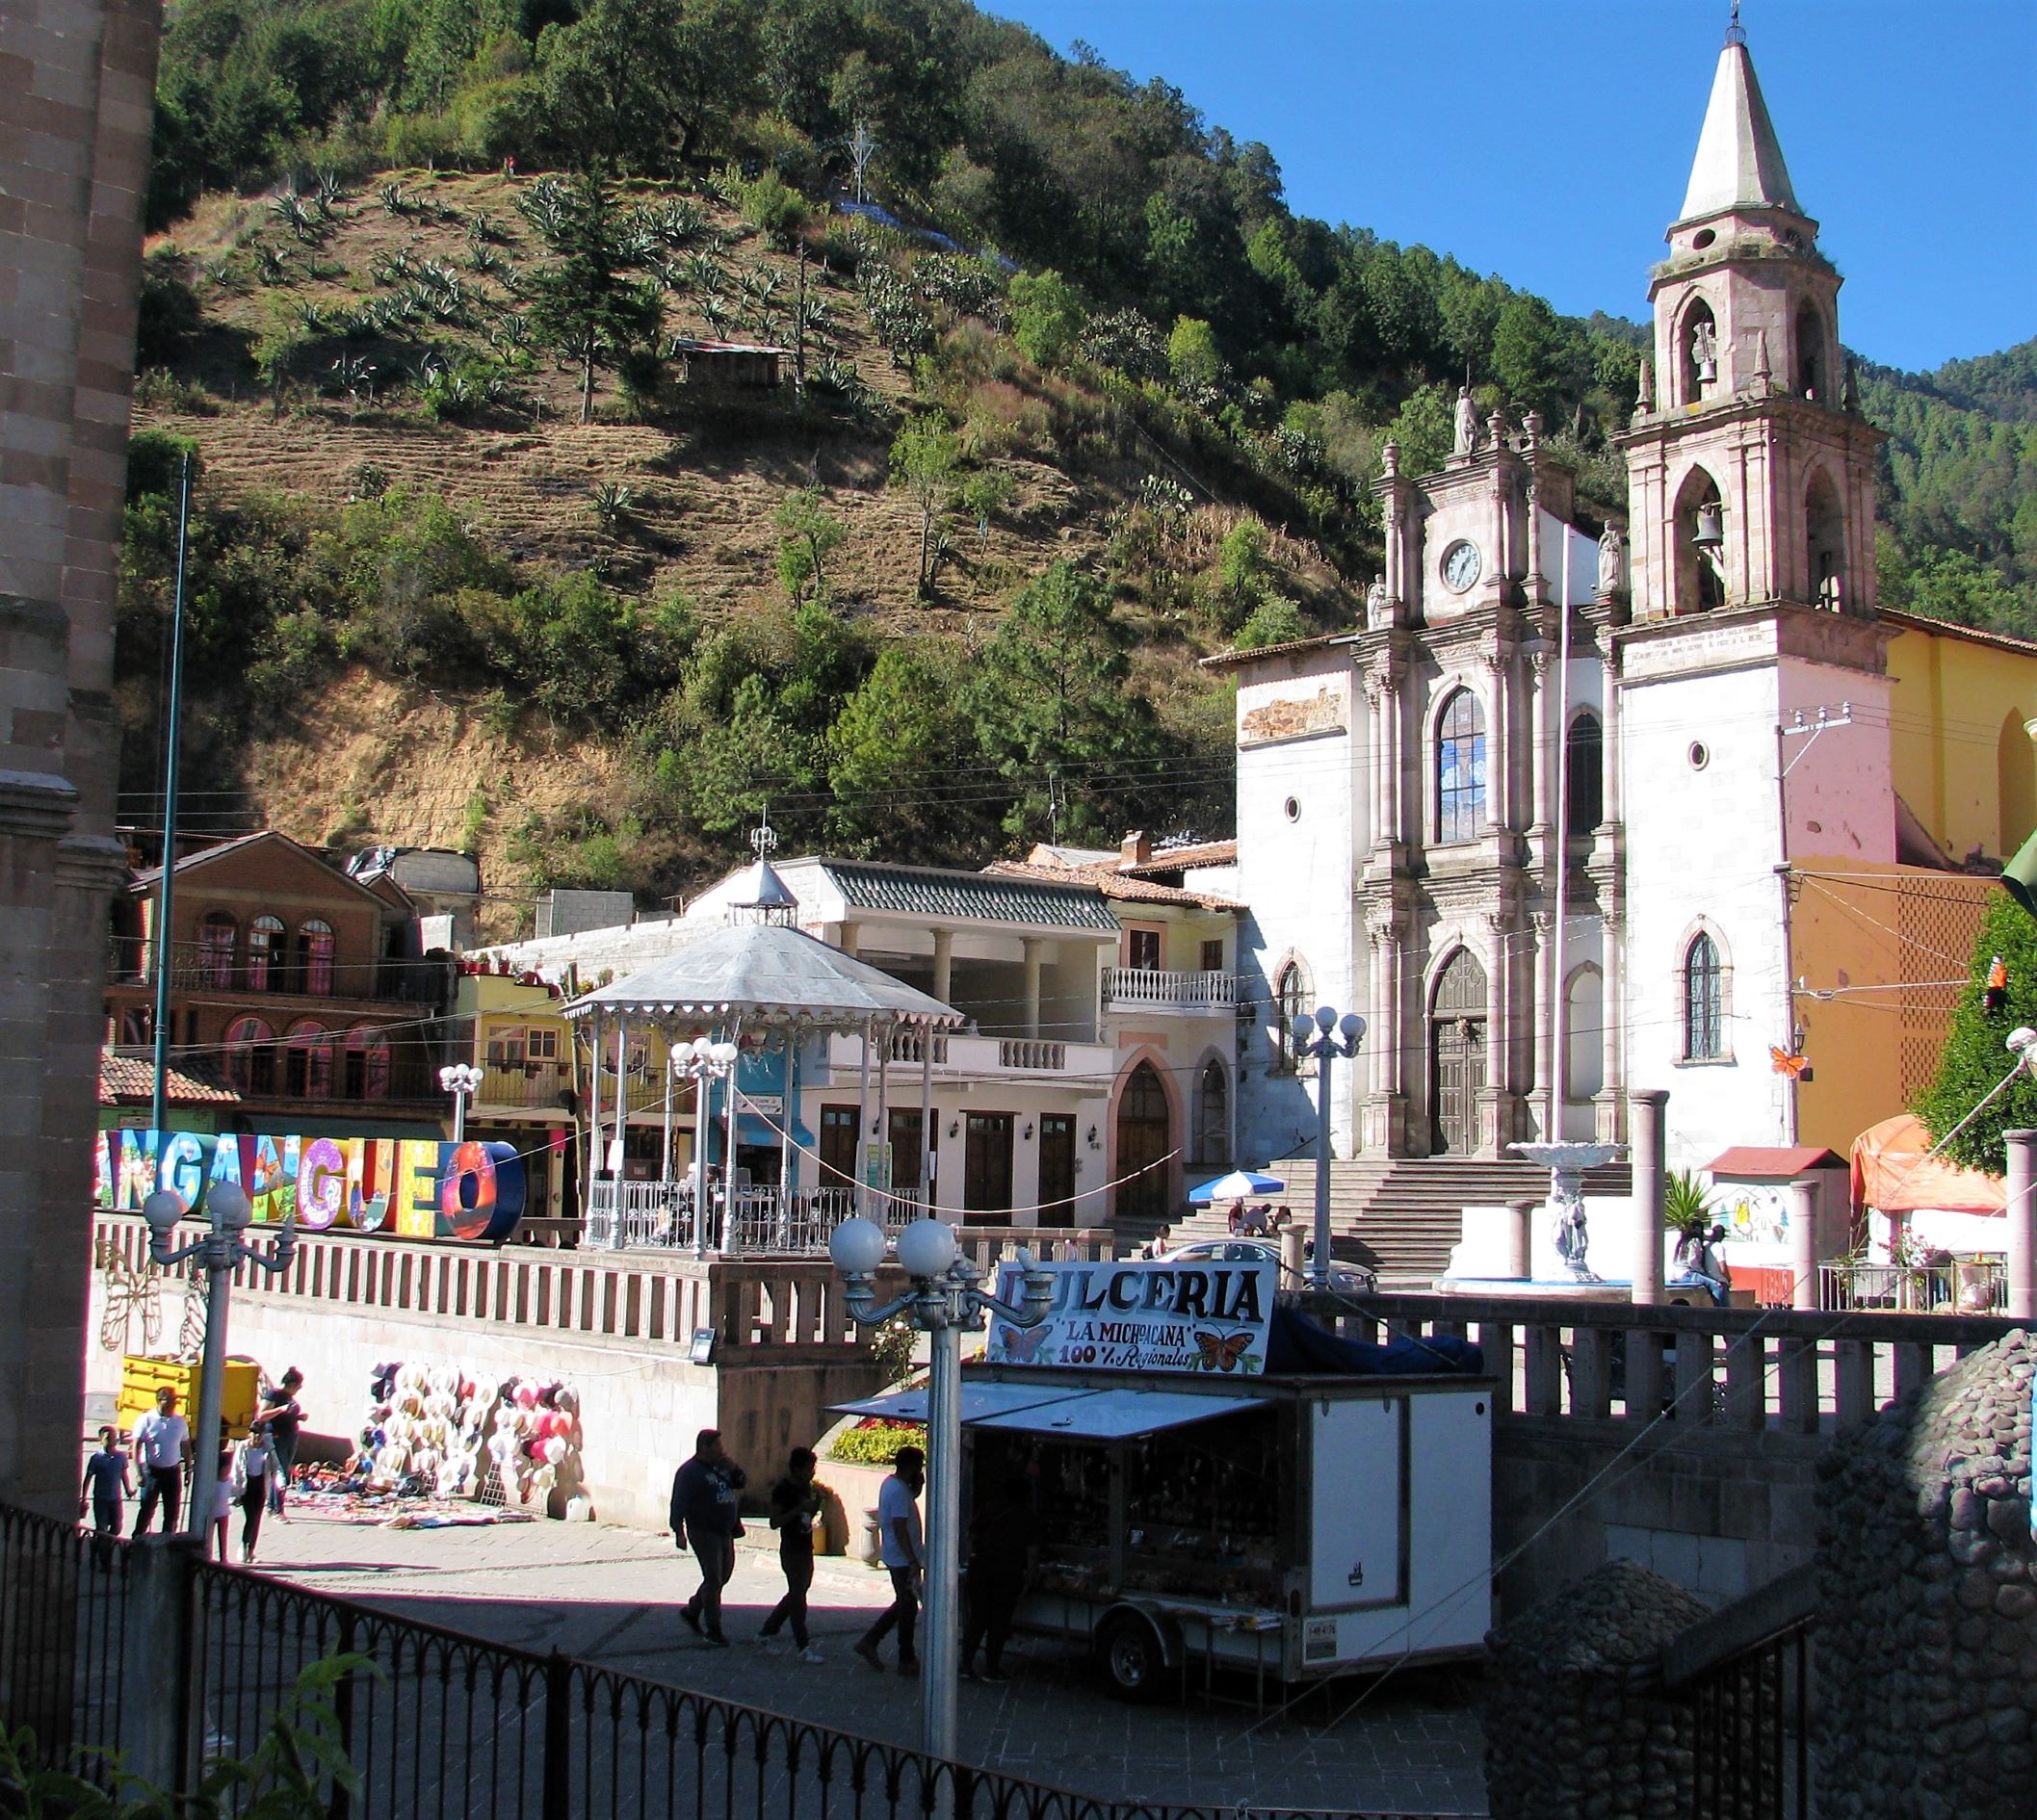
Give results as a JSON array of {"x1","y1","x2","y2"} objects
[
  {"x1": 613, "y1": 1016, "x2": 630, "y2": 1180},
  {"x1": 2006, "y1": 1129, "x2": 2037, "y2": 1321},
  {"x1": 1483, "y1": 653, "x2": 1510, "y2": 834},
  {"x1": 875, "y1": 1019, "x2": 890, "y2": 1218},
  {"x1": 1022, "y1": 939, "x2": 1042, "y2": 1039},
  {"x1": 931, "y1": 930, "x2": 953, "y2": 1005},
  {"x1": 1598, "y1": 913, "x2": 1625, "y2": 1144},
  {"x1": 1529, "y1": 650, "x2": 1554, "y2": 836},
  {"x1": 1789, "y1": 1179, "x2": 1818, "y2": 1312},
  {"x1": 854, "y1": 1017, "x2": 873, "y2": 1222},
  {"x1": 1629, "y1": 1089, "x2": 1666, "y2": 1305},
  {"x1": 919, "y1": 1038, "x2": 934, "y2": 1214}
]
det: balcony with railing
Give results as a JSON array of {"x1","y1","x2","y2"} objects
[
  {"x1": 476, "y1": 1059, "x2": 571, "y2": 1112},
  {"x1": 1101, "y1": 966, "x2": 1239, "y2": 1013},
  {"x1": 1818, "y1": 1258, "x2": 2005, "y2": 1313},
  {"x1": 823, "y1": 1029, "x2": 1113, "y2": 1081},
  {"x1": 105, "y1": 936, "x2": 425, "y2": 1003}
]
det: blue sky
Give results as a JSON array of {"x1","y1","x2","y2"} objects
[{"x1": 985, "y1": 1, "x2": 2034, "y2": 374}]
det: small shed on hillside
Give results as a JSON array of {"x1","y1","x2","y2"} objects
[{"x1": 669, "y1": 338, "x2": 788, "y2": 390}]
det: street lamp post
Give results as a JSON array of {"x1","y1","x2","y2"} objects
[
  {"x1": 672, "y1": 1036, "x2": 740, "y2": 1256},
  {"x1": 141, "y1": 1183, "x2": 298, "y2": 1544},
  {"x1": 439, "y1": 1062, "x2": 483, "y2": 1144},
  {"x1": 1293, "y1": 1004, "x2": 1367, "y2": 1293},
  {"x1": 827, "y1": 1216, "x2": 1052, "y2": 1764}
]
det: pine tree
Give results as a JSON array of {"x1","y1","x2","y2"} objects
[
  {"x1": 1914, "y1": 889, "x2": 2037, "y2": 1174},
  {"x1": 523, "y1": 169, "x2": 662, "y2": 424}
]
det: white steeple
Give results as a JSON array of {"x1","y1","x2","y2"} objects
[{"x1": 1677, "y1": 30, "x2": 1800, "y2": 223}]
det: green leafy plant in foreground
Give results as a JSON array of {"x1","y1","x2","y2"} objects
[{"x1": 0, "y1": 1652, "x2": 379, "y2": 1818}]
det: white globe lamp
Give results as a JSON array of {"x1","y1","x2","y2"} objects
[
  {"x1": 208, "y1": 1181, "x2": 253, "y2": 1233},
  {"x1": 896, "y1": 1218, "x2": 958, "y2": 1282},
  {"x1": 142, "y1": 1189, "x2": 184, "y2": 1242},
  {"x1": 828, "y1": 1214, "x2": 887, "y2": 1277}
]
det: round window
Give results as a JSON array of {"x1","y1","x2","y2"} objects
[
  {"x1": 1688, "y1": 741, "x2": 1710, "y2": 770},
  {"x1": 1283, "y1": 796, "x2": 1301, "y2": 822},
  {"x1": 1691, "y1": 228, "x2": 1717, "y2": 251}
]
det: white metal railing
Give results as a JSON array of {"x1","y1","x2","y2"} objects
[
  {"x1": 889, "y1": 1029, "x2": 950, "y2": 1064},
  {"x1": 1818, "y1": 1259, "x2": 2005, "y2": 1314},
  {"x1": 1101, "y1": 967, "x2": 1238, "y2": 1010},
  {"x1": 584, "y1": 1179, "x2": 703, "y2": 1250},
  {"x1": 997, "y1": 1039, "x2": 1065, "y2": 1070},
  {"x1": 586, "y1": 1180, "x2": 860, "y2": 1255}
]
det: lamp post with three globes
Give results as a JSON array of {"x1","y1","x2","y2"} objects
[
  {"x1": 140, "y1": 1182, "x2": 299, "y2": 1544},
  {"x1": 439, "y1": 1062, "x2": 483, "y2": 1143},
  {"x1": 1293, "y1": 1005, "x2": 1367, "y2": 1294},
  {"x1": 827, "y1": 1214, "x2": 1053, "y2": 1763}
]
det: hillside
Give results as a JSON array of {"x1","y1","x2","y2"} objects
[{"x1": 118, "y1": 0, "x2": 2037, "y2": 928}]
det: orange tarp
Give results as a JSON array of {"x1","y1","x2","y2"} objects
[{"x1": 1849, "y1": 1113, "x2": 2005, "y2": 1216}]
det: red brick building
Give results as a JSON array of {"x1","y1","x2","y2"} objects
[{"x1": 105, "y1": 832, "x2": 453, "y2": 1131}]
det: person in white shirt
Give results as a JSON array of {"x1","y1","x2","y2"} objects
[
  {"x1": 131, "y1": 1387, "x2": 190, "y2": 1535},
  {"x1": 853, "y1": 1445, "x2": 925, "y2": 1675}
]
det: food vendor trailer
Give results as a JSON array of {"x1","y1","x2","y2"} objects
[{"x1": 837, "y1": 1258, "x2": 1494, "y2": 1700}]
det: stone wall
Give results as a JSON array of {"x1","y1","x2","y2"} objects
[
  {"x1": 1815, "y1": 1329, "x2": 2037, "y2": 1817},
  {"x1": 0, "y1": 0, "x2": 160, "y2": 1519},
  {"x1": 1497, "y1": 1416, "x2": 1824, "y2": 1616},
  {"x1": 1484, "y1": 1557, "x2": 1709, "y2": 1820}
]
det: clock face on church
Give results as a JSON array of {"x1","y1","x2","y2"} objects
[{"x1": 1441, "y1": 539, "x2": 1481, "y2": 592}]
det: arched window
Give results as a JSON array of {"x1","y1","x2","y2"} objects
[
  {"x1": 1273, "y1": 960, "x2": 1311, "y2": 1072},
  {"x1": 1673, "y1": 467, "x2": 1727, "y2": 615},
  {"x1": 247, "y1": 916, "x2": 284, "y2": 992},
  {"x1": 1805, "y1": 469, "x2": 1845, "y2": 611},
  {"x1": 344, "y1": 1027, "x2": 390, "y2": 1100},
  {"x1": 1192, "y1": 1059, "x2": 1229, "y2": 1168},
  {"x1": 224, "y1": 1016, "x2": 275, "y2": 1096},
  {"x1": 297, "y1": 920, "x2": 334, "y2": 996},
  {"x1": 197, "y1": 912, "x2": 237, "y2": 989},
  {"x1": 1115, "y1": 1061, "x2": 1172, "y2": 1224},
  {"x1": 1998, "y1": 712, "x2": 2036, "y2": 860},
  {"x1": 1794, "y1": 300, "x2": 1826, "y2": 402},
  {"x1": 285, "y1": 1021, "x2": 333, "y2": 1097},
  {"x1": 1680, "y1": 298, "x2": 1720, "y2": 405},
  {"x1": 1436, "y1": 689, "x2": 1487, "y2": 843},
  {"x1": 1564, "y1": 712, "x2": 1604, "y2": 839},
  {"x1": 1565, "y1": 965, "x2": 1605, "y2": 1104},
  {"x1": 1684, "y1": 933, "x2": 1725, "y2": 1061}
]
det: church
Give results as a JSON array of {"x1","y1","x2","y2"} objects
[{"x1": 1218, "y1": 22, "x2": 2034, "y2": 1179}]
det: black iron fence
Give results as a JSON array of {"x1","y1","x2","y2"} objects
[
  {"x1": 0, "y1": 1502, "x2": 1473, "y2": 1820},
  {"x1": 1681, "y1": 1616, "x2": 1813, "y2": 1820}
]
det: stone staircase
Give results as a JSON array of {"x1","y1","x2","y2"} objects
[{"x1": 1162, "y1": 1157, "x2": 1633, "y2": 1288}]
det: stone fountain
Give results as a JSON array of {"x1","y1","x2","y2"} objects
[{"x1": 1509, "y1": 1140, "x2": 1624, "y2": 1282}]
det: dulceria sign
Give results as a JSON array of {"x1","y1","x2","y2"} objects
[
  {"x1": 95, "y1": 1129, "x2": 527, "y2": 1244},
  {"x1": 984, "y1": 1259, "x2": 1275, "y2": 1376}
]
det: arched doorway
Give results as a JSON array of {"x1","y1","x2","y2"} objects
[
  {"x1": 1115, "y1": 1061, "x2": 1172, "y2": 1224},
  {"x1": 1429, "y1": 949, "x2": 1488, "y2": 1156},
  {"x1": 1998, "y1": 711, "x2": 2035, "y2": 860}
]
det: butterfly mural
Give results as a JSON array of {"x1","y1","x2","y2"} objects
[
  {"x1": 996, "y1": 1323, "x2": 1057, "y2": 1365},
  {"x1": 1769, "y1": 1046, "x2": 1811, "y2": 1079},
  {"x1": 1192, "y1": 1330, "x2": 1254, "y2": 1373},
  {"x1": 94, "y1": 1236, "x2": 161, "y2": 1356}
]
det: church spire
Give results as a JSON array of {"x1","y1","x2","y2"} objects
[{"x1": 1677, "y1": 27, "x2": 1800, "y2": 223}]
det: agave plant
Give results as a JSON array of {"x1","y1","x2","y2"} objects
[
  {"x1": 467, "y1": 244, "x2": 509, "y2": 279},
  {"x1": 270, "y1": 192, "x2": 325, "y2": 246},
  {"x1": 466, "y1": 210, "x2": 510, "y2": 247},
  {"x1": 379, "y1": 182, "x2": 415, "y2": 217},
  {"x1": 683, "y1": 252, "x2": 725, "y2": 297},
  {"x1": 328, "y1": 353, "x2": 376, "y2": 419},
  {"x1": 409, "y1": 349, "x2": 450, "y2": 389},
  {"x1": 369, "y1": 249, "x2": 414, "y2": 286},
  {"x1": 252, "y1": 243, "x2": 290, "y2": 286},
  {"x1": 517, "y1": 176, "x2": 568, "y2": 239},
  {"x1": 698, "y1": 297, "x2": 733, "y2": 339},
  {"x1": 313, "y1": 169, "x2": 351, "y2": 217},
  {"x1": 589, "y1": 481, "x2": 636, "y2": 533}
]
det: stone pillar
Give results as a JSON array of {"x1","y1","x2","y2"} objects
[
  {"x1": 2005, "y1": 1129, "x2": 2037, "y2": 1320},
  {"x1": 1528, "y1": 649, "x2": 1554, "y2": 838},
  {"x1": 0, "y1": 0, "x2": 162, "y2": 1521},
  {"x1": 1482, "y1": 912, "x2": 1511, "y2": 1154},
  {"x1": 1483, "y1": 651, "x2": 1511, "y2": 835},
  {"x1": 1629, "y1": 1089, "x2": 1667, "y2": 1305},
  {"x1": 1502, "y1": 1198, "x2": 1534, "y2": 1279},
  {"x1": 1021, "y1": 939, "x2": 1042, "y2": 1039},
  {"x1": 1595, "y1": 911, "x2": 1626, "y2": 1146},
  {"x1": 1365, "y1": 671, "x2": 1388, "y2": 852},
  {"x1": 838, "y1": 920, "x2": 859, "y2": 957},
  {"x1": 1790, "y1": 1179, "x2": 1819, "y2": 1311},
  {"x1": 931, "y1": 929, "x2": 953, "y2": 1006}
]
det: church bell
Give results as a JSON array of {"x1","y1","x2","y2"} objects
[{"x1": 1691, "y1": 501, "x2": 1726, "y2": 549}]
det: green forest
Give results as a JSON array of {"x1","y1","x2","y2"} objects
[{"x1": 128, "y1": 0, "x2": 2037, "y2": 909}]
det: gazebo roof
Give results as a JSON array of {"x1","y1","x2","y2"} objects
[{"x1": 562, "y1": 920, "x2": 964, "y2": 1028}]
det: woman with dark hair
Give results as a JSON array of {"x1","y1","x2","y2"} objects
[{"x1": 261, "y1": 1367, "x2": 304, "y2": 1518}]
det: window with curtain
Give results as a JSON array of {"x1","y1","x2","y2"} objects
[
  {"x1": 285, "y1": 1022, "x2": 332, "y2": 1097},
  {"x1": 247, "y1": 916, "x2": 283, "y2": 991},
  {"x1": 197, "y1": 912, "x2": 236, "y2": 988},
  {"x1": 224, "y1": 1016, "x2": 275, "y2": 1095},
  {"x1": 1565, "y1": 712, "x2": 1604, "y2": 839},
  {"x1": 297, "y1": 920, "x2": 334, "y2": 996},
  {"x1": 1272, "y1": 961, "x2": 1311, "y2": 1073},
  {"x1": 1436, "y1": 689, "x2": 1487, "y2": 843},
  {"x1": 344, "y1": 1027, "x2": 390, "y2": 1100},
  {"x1": 1192, "y1": 1059, "x2": 1229, "y2": 1167},
  {"x1": 1684, "y1": 933, "x2": 1724, "y2": 1060}
]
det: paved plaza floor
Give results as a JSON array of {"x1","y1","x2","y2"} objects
[{"x1": 245, "y1": 1504, "x2": 1489, "y2": 1815}]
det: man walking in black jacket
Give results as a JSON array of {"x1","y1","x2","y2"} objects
[{"x1": 670, "y1": 1428, "x2": 746, "y2": 1646}]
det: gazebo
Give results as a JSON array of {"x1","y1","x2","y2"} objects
[{"x1": 563, "y1": 853, "x2": 964, "y2": 1255}]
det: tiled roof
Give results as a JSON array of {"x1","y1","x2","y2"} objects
[
  {"x1": 984, "y1": 861, "x2": 1241, "y2": 913},
  {"x1": 1199, "y1": 631, "x2": 1357, "y2": 671},
  {"x1": 99, "y1": 1051, "x2": 242, "y2": 1106},
  {"x1": 1121, "y1": 840, "x2": 1238, "y2": 875},
  {"x1": 820, "y1": 860, "x2": 1119, "y2": 931}
]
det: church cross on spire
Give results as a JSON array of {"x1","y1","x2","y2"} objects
[{"x1": 1726, "y1": 0, "x2": 1745, "y2": 47}]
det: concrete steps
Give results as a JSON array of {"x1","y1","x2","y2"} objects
[{"x1": 1162, "y1": 1157, "x2": 1632, "y2": 1288}]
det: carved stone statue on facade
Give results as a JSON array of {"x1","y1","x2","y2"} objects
[
  {"x1": 1453, "y1": 386, "x2": 1480, "y2": 457},
  {"x1": 1597, "y1": 523, "x2": 1625, "y2": 598},
  {"x1": 1690, "y1": 318, "x2": 1719, "y2": 385},
  {"x1": 1634, "y1": 355, "x2": 1654, "y2": 416},
  {"x1": 1366, "y1": 575, "x2": 1391, "y2": 628}
]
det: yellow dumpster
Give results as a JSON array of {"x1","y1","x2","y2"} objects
[{"x1": 116, "y1": 1355, "x2": 260, "y2": 1442}]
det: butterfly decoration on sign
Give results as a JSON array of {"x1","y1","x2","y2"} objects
[
  {"x1": 94, "y1": 1235, "x2": 161, "y2": 1356},
  {"x1": 1192, "y1": 1330, "x2": 1254, "y2": 1373},
  {"x1": 997, "y1": 1323, "x2": 1056, "y2": 1365},
  {"x1": 1769, "y1": 1045, "x2": 1812, "y2": 1080}
]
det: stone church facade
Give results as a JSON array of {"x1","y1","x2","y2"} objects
[{"x1": 1222, "y1": 26, "x2": 1893, "y2": 1174}]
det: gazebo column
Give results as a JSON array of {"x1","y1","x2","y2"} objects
[
  {"x1": 920, "y1": 1035, "x2": 934, "y2": 1216},
  {"x1": 855, "y1": 1016, "x2": 874, "y2": 1224},
  {"x1": 718, "y1": 1023, "x2": 742, "y2": 1256},
  {"x1": 874, "y1": 1018, "x2": 891, "y2": 1227},
  {"x1": 586, "y1": 1007, "x2": 603, "y2": 1222},
  {"x1": 613, "y1": 1015, "x2": 630, "y2": 1191}
]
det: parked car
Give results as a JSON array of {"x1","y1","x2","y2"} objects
[{"x1": 1159, "y1": 1238, "x2": 1376, "y2": 1298}]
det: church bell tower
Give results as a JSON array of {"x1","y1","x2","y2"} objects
[{"x1": 1612, "y1": 18, "x2": 1894, "y2": 1168}]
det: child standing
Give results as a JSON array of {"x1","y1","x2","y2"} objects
[
  {"x1": 79, "y1": 1427, "x2": 132, "y2": 1570},
  {"x1": 757, "y1": 1446, "x2": 824, "y2": 1663}
]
